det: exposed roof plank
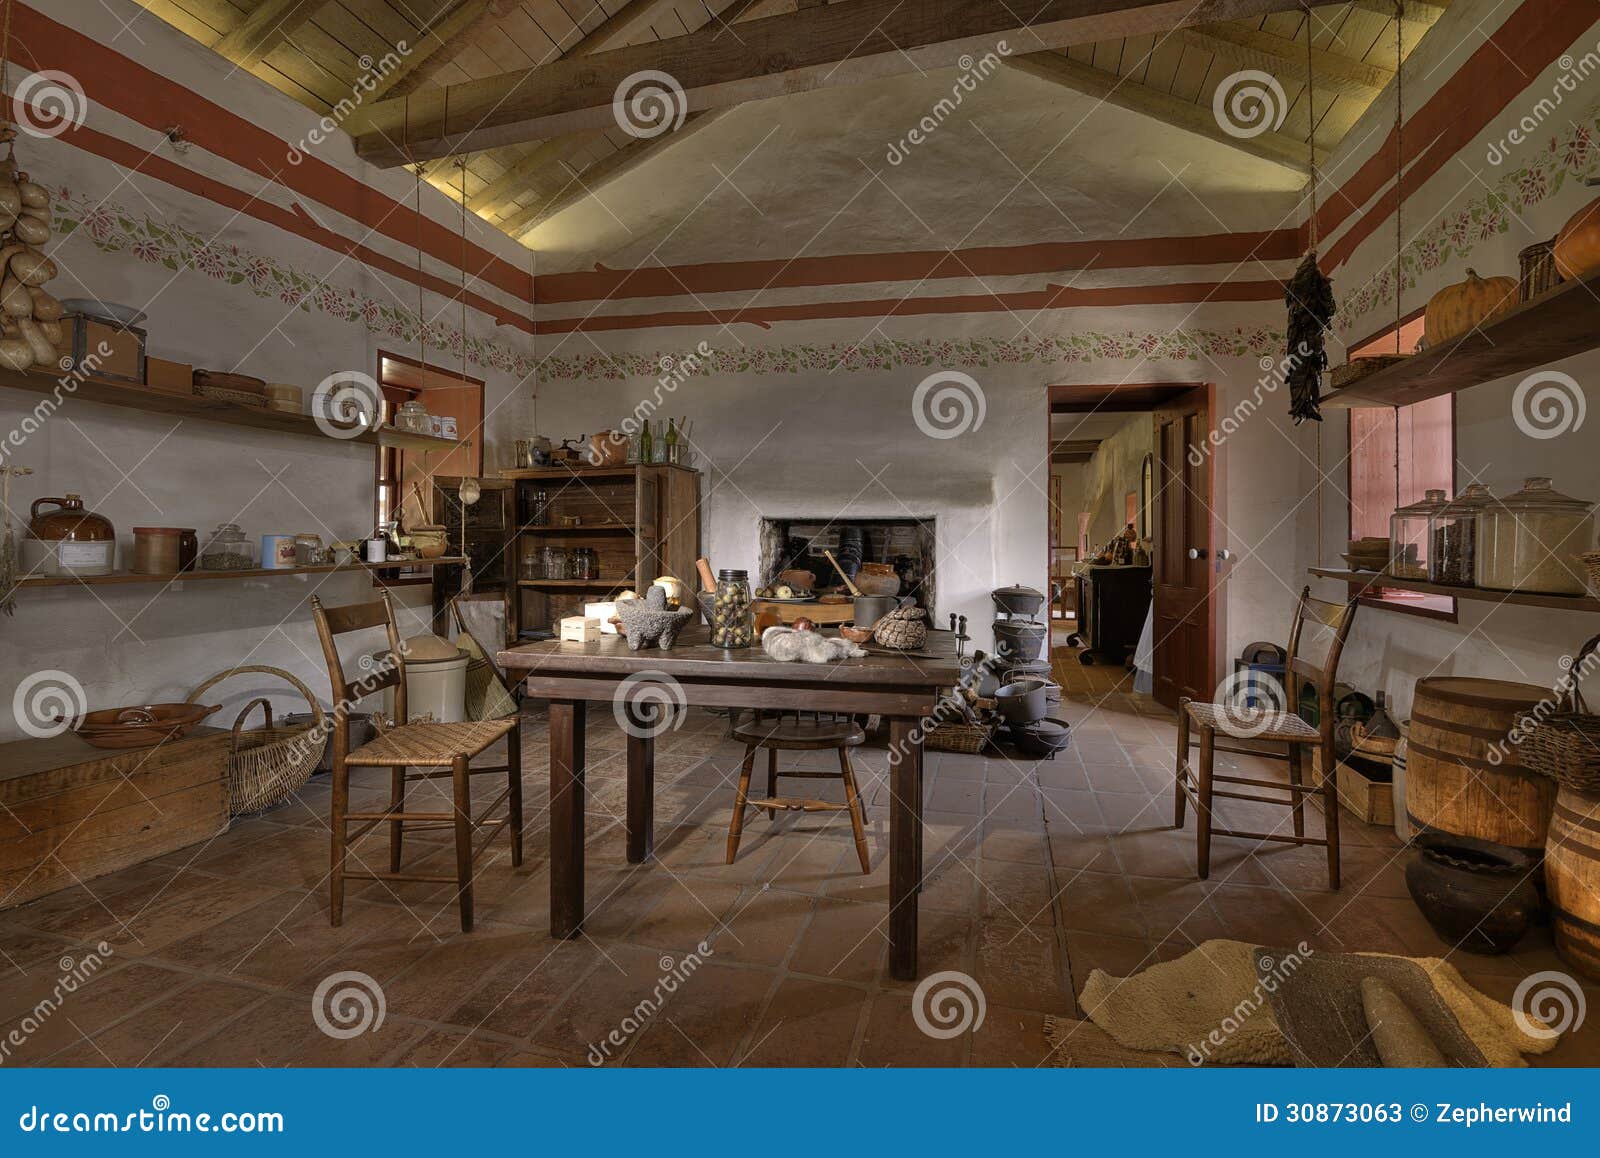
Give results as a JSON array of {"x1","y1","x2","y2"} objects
[
  {"x1": 213, "y1": 0, "x2": 327, "y2": 67},
  {"x1": 1179, "y1": 25, "x2": 1391, "y2": 99},
  {"x1": 349, "y1": 0, "x2": 1316, "y2": 165}
]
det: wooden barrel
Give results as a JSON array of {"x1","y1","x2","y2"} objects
[
  {"x1": 1546, "y1": 787, "x2": 1600, "y2": 981},
  {"x1": 1406, "y1": 677, "x2": 1556, "y2": 856}
]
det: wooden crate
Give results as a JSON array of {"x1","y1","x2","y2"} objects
[
  {"x1": 1311, "y1": 748, "x2": 1395, "y2": 827},
  {"x1": 0, "y1": 729, "x2": 231, "y2": 911}
]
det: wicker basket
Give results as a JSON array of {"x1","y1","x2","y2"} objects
[
  {"x1": 187, "y1": 665, "x2": 326, "y2": 814},
  {"x1": 1518, "y1": 239, "x2": 1564, "y2": 302},
  {"x1": 925, "y1": 719, "x2": 993, "y2": 753},
  {"x1": 1579, "y1": 551, "x2": 1600, "y2": 595},
  {"x1": 872, "y1": 604, "x2": 928, "y2": 649},
  {"x1": 1520, "y1": 633, "x2": 1600, "y2": 793}
]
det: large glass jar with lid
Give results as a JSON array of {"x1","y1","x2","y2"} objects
[
  {"x1": 1477, "y1": 477, "x2": 1595, "y2": 594},
  {"x1": 709, "y1": 568, "x2": 754, "y2": 649},
  {"x1": 1427, "y1": 483, "x2": 1494, "y2": 587},
  {"x1": 200, "y1": 522, "x2": 255, "y2": 570},
  {"x1": 1387, "y1": 489, "x2": 1447, "y2": 580}
]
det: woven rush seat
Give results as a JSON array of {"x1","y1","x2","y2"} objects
[
  {"x1": 345, "y1": 718, "x2": 516, "y2": 766},
  {"x1": 1181, "y1": 702, "x2": 1318, "y2": 741},
  {"x1": 731, "y1": 717, "x2": 866, "y2": 749}
]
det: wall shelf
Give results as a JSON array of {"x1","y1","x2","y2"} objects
[
  {"x1": 1321, "y1": 270, "x2": 1600, "y2": 409},
  {"x1": 517, "y1": 522, "x2": 636, "y2": 533},
  {"x1": 0, "y1": 366, "x2": 469, "y2": 453},
  {"x1": 13, "y1": 556, "x2": 467, "y2": 590},
  {"x1": 1310, "y1": 567, "x2": 1600, "y2": 613},
  {"x1": 517, "y1": 577, "x2": 635, "y2": 590}
]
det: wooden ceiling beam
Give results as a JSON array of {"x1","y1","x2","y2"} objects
[
  {"x1": 1179, "y1": 26, "x2": 1392, "y2": 99},
  {"x1": 383, "y1": 0, "x2": 675, "y2": 102},
  {"x1": 369, "y1": 0, "x2": 493, "y2": 102},
  {"x1": 1346, "y1": 0, "x2": 1449, "y2": 20},
  {"x1": 348, "y1": 0, "x2": 1314, "y2": 166},
  {"x1": 213, "y1": 0, "x2": 326, "y2": 69},
  {"x1": 1005, "y1": 51, "x2": 1311, "y2": 172}
]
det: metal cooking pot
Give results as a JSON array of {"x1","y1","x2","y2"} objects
[
  {"x1": 854, "y1": 594, "x2": 911, "y2": 629},
  {"x1": 993, "y1": 620, "x2": 1048, "y2": 663},
  {"x1": 995, "y1": 679, "x2": 1048, "y2": 724},
  {"x1": 991, "y1": 584, "x2": 1046, "y2": 618}
]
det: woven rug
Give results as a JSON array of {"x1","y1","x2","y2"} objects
[{"x1": 1060, "y1": 939, "x2": 1561, "y2": 1067}]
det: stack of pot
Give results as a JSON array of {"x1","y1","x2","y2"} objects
[
  {"x1": 991, "y1": 584, "x2": 1048, "y2": 669},
  {"x1": 989, "y1": 584, "x2": 1069, "y2": 758}
]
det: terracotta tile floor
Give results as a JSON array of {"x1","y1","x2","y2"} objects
[{"x1": 3, "y1": 647, "x2": 1596, "y2": 1067}]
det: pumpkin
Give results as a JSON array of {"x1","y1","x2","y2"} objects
[
  {"x1": 1553, "y1": 196, "x2": 1600, "y2": 281},
  {"x1": 1423, "y1": 268, "x2": 1519, "y2": 346}
]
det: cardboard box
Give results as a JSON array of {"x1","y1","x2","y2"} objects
[
  {"x1": 144, "y1": 355, "x2": 194, "y2": 395},
  {"x1": 559, "y1": 616, "x2": 601, "y2": 643}
]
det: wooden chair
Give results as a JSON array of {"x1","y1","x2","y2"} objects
[
  {"x1": 310, "y1": 590, "x2": 522, "y2": 932},
  {"x1": 726, "y1": 712, "x2": 872, "y2": 873},
  {"x1": 1173, "y1": 586, "x2": 1358, "y2": 889}
]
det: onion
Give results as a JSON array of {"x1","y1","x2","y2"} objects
[
  {"x1": 7, "y1": 249, "x2": 56, "y2": 286},
  {"x1": 0, "y1": 337, "x2": 31, "y2": 370},
  {"x1": 17, "y1": 181, "x2": 47, "y2": 209},
  {"x1": 13, "y1": 213, "x2": 49, "y2": 246},
  {"x1": 27, "y1": 287, "x2": 63, "y2": 321},
  {"x1": 0, "y1": 183, "x2": 19, "y2": 217},
  {"x1": 0, "y1": 275, "x2": 30, "y2": 317},
  {"x1": 16, "y1": 318, "x2": 56, "y2": 366}
]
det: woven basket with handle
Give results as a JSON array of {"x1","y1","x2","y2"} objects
[
  {"x1": 1520, "y1": 633, "x2": 1600, "y2": 794},
  {"x1": 187, "y1": 665, "x2": 326, "y2": 815}
]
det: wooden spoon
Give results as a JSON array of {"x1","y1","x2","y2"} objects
[{"x1": 823, "y1": 549, "x2": 861, "y2": 597}]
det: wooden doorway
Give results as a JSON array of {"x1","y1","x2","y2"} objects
[{"x1": 1150, "y1": 387, "x2": 1216, "y2": 710}]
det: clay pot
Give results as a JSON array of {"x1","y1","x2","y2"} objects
[
  {"x1": 1404, "y1": 833, "x2": 1542, "y2": 955},
  {"x1": 854, "y1": 562, "x2": 901, "y2": 596}
]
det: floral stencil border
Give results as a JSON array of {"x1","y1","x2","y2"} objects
[
  {"x1": 1336, "y1": 96, "x2": 1599, "y2": 331},
  {"x1": 50, "y1": 185, "x2": 1288, "y2": 380}
]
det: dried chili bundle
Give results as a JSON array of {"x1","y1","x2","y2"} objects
[{"x1": 1285, "y1": 251, "x2": 1335, "y2": 424}]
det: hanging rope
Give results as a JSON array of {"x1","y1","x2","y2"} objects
[
  {"x1": 1306, "y1": 8, "x2": 1324, "y2": 561},
  {"x1": 1393, "y1": 1, "x2": 1405, "y2": 513}
]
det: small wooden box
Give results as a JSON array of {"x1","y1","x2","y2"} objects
[
  {"x1": 584, "y1": 601, "x2": 620, "y2": 634},
  {"x1": 145, "y1": 355, "x2": 194, "y2": 395},
  {"x1": 559, "y1": 616, "x2": 601, "y2": 643},
  {"x1": 0, "y1": 730, "x2": 231, "y2": 911},
  {"x1": 56, "y1": 314, "x2": 147, "y2": 384},
  {"x1": 1312, "y1": 748, "x2": 1395, "y2": 827}
]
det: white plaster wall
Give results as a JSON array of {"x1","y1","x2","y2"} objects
[
  {"x1": 1309, "y1": 3, "x2": 1600, "y2": 718},
  {"x1": 534, "y1": 299, "x2": 1311, "y2": 678},
  {"x1": 0, "y1": 2, "x2": 534, "y2": 737},
  {"x1": 1079, "y1": 414, "x2": 1153, "y2": 549}
]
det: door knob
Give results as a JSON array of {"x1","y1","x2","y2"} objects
[
  {"x1": 1216, "y1": 548, "x2": 1234, "y2": 562},
  {"x1": 1187, "y1": 547, "x2": 1205, "y2": 560}
]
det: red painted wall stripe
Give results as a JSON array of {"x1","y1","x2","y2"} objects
[
  {"x1": 15, "y1": 3, "x2": 533, "y2": 306},
  {"x1": 51, "y1": 121, "x2": 534, "y2": 334},
  {"x1": 532, "y1": 229, "x2": 1304, "y2": 304},
  {"x1": 537, "y1": 278, "x2": 1285, "y2": 333}
]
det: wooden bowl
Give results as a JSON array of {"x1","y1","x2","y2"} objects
[
  {"x1": 68, "y1": 702, "x2": 219, "y2": 748},
  {"x1": 837, "y1": 624, "x2": 874, "y2": 643}
]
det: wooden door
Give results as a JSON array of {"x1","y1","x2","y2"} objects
[{"x1": 1151, "y1": 389, "x2": 1214, "y2": 710}]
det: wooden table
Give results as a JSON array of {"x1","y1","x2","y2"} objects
[{"x1": 499, "y1": 626, "x2": 961, "y2": 979}]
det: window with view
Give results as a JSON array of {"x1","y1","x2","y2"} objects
[{"x1": 1345, "y1": 315, "x2": 1456, "y2": 617}]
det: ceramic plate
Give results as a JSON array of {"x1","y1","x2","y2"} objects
[{"x1": 59, "y1": 299, "x2": 148, "y2": 327}]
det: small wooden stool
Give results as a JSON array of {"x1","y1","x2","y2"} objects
[{"x1": 726, "y1": 714, "x2": 871, "y2": 873}]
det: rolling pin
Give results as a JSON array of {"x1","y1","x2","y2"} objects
[
  {"x1": 823, "y1": 549, "x2": 862, "y2": 597},
  {"x1": 695, "y1": 557, "x2": 718, "y2": 593}
]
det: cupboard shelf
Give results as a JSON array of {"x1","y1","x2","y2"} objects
[
  {"x1": 518, "y1": 522, "x2": 637, "y2": 533},
  {"x1": 13, "y1": 556, "x2": 468, "y2": 590},
  {"x1": 517, "y1": 577, "x2": 635, "y2": 589},
  {"x1": 0, "y1": 366, "x2": 469, "y2": 452},
  {"x1": 1321, "y1": 270, "x2": 1600, "y2": 409},
  {"x1": 1310, "y1": 567, "x2": 1600, "y2": 613}
]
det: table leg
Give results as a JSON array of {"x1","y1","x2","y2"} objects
[
  {"x1": 888, "y1": 717, "x2": 923, "y2": 980},
  {"x1": 549, "y1": 699, "x2": 586, "y2": 938},
  {"x1": 625, "y1": 703, "x2": 656, "y2": 864}
]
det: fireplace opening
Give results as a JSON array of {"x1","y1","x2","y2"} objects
[{"x1": 757, "y1": 517, "x2": 936, "y2": 612}]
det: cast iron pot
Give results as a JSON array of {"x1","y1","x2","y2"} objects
[
  {"x1": 991, "y1": 584, "x2": 1046, "y2": 619},
  {"x1": 1404, "y1": 833, "x2": 1542, "y2": 955},
  {"x1": 994, "y1": 679, "x2": 1048, "y2": 725},
  {"x1": 1009, "y1": 717, "x2": 1071, "y2": 759},
  {"x1": 993, "y1": 620, "x2": 1047, "y2": 664}
]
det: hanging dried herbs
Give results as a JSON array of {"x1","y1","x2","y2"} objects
[{"x1": 1285, "y1": 251, "x2": 1335, "y2": 424}]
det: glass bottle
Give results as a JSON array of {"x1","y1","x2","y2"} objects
[
  {"x1": 1427, "y1": 483, "x2": 1494, "y2": 587},
  {"x1": 665, "y1": 418, "x2": 679, "y2": 464},
  {"x1": 1386, "y1": 489, "x2": 1447, "y2": 580},
  {"x1": 640, "y1": 420, "x2": 653, "y2": 465},
  {"x1": 709, "y1": 568, "x2": 754, "y2": 648}
]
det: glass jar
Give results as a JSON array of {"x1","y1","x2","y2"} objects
[
  {"x1": 1387, "y1": 489, "x2": 1447, "y2": 580},
  {"x1": 522, "y1": 552, "x2": 540, "y2": 581},
  {"x1": 1477, "y1": 476, "x2": 1595, "y2": 594},
  {"x1": 540, "y1": 546, "x2": 568, "y2": 580},
  {"x1": 709, "y1": 568, "x2": 754, "y2": 649},
  {"x1": 570, "y1": 547, "x2": 597, "y2": 580},
  {"x1": 394, "y1": 399, "x2": 432, "y2": 434},
  {"x1": 200, "y1": 522, "x2": 255, "y2": 570},
  {"x1": 1427, "y1": 483, "x2": 1494, "y2": 587}
]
